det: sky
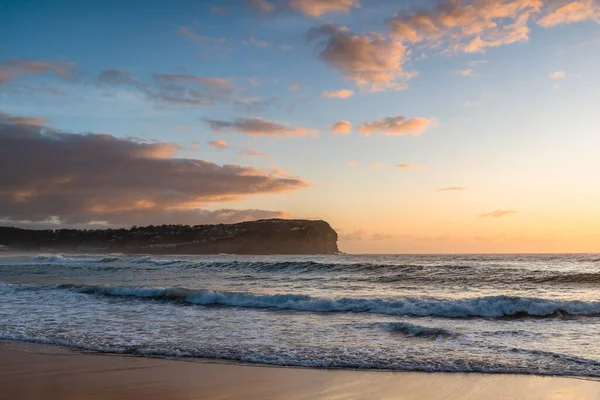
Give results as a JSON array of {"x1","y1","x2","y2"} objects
[{"x1": 1, "y1": 0, "x2": 600, "y2": 253}]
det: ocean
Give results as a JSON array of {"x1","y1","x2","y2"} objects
[{"x1": 1, "y1": 253, "x2": 600, "y2": 377}]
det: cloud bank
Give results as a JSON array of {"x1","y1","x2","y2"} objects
[{"x1": 0, "y1": 114, "x2": 307, "y2": 227}]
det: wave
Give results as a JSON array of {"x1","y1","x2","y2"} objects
[
  {"x1": 52, "y1": 284, "x2": 600, "y2": 318},
  {"x1": 3, "y1": 334, "x2": 600, "y2": 378},
  {"x1": 34, "y1": 255, "x2": 120, "y2": 263},
  {"x1": 532, "y1": 272, "x2": 600, "y2": 285},
  {"x1": 131, "y1": 256, "x2": 183, "y2": 266},
  {"x1": 381, "y1": 322, "x2": 456, "y2": 338}
]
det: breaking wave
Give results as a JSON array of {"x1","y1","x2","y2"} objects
[
  {"x1": 52, "y1": 284, "x2": 600, "y2": 318},
  {"x1": 34, "y1": 255, "x2": 120, "y2": 263}
]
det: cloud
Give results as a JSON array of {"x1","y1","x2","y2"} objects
[
  {"x1": 387, "y1": 0, "x2": 542, "y2": 54},
  {"x1": 1, "y1": 208, "x2": 290, "y2": 230},
  {"x1": 306, "y1": 23, "x2": 414, "y2": 91},
  {"x1": 462, "y1": 99, "x2": 482, "y2": 107},
  {"x1": 386, "y1": 1, "x2": 600, "y2": 57},
  {"x1": 0, "y1": 83, "x2": 67, "y2": 96},
  {"x1": 0, "y1": 111, "x2": 48, "y2": 126},
  {"x1": 331, "y1": 120, "x2": 352, "y2": 134},
  {"x1": 204, "y1": 117, "x2": 316, "y2": 137},
  {"x1": 244, "y1": 35, "x2": 270, "y2": 47},
  {"x1": 549, "y1": 70, "x2": 566, "y2": 79},
  {"x1": 339, "y1": 230, "x2": 393, "y2": 241},
  {"x1": 370, "y1": 233, "x2": 394, "y2": 241},
  {"x1": 438, "y1": 187, "x2": 466, "y2": 191},
  {"x1": 321, "y1": 89, "x2": 354, "y2": 98},
  {"x1": 538, "y1": 1, "x2": 600, "y2": 28},
  {"x1": 0, "y1": 59, "x2": 74, "y2": 86},
  {"x1": 97, "y1": 69, "x2": 140, "y2": 86},
  {"x1": 397, "y1": 163, "x2": 422, "y2": 169},
  {"x1": 456, "y1": 68, "x2": 476, "y2": 77},
  {"x1": 0, "y1": 114, "x2": 308, "y2": 226},
  {"x1": 289, "y1": 82, "x2": 304, "y2": 91},
  {"x1": 480, "y1": 209, "x2": 516, "y2": 218},
  {"x1": 149, "y1": 74, "x2": 235, "y2": 106},
  {"x1": 347, "y1": 161, "x2": 359, "y2": 167},
  {"x1": 357, "y1": 116, "x2": 432, "y2": 136},
  {"x1": 234, "y1": 96, "x2": 279, "y2": 112},
  {"x1": 238, "y1": 148, "x2": 273, "y2": 158},
  {"x1": 96, "y1": 69, "x2": 238, "y2": 107},
  {"x1": 248, "y1": 0, "x2": 276, "y2": 13},
  {"x1": 208, "y1": 140, "x2": 230, "y2": 150},
  {"x1": 289, "y1": 0, "x2": 360, "y2": 17},
  {"x1": 178, "y1": 26, "x2": 226, "y2": 45}
]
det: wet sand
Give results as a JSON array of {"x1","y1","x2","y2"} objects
[{"x1": 1, "y1": 340, "x2": 599, "y2": 400}]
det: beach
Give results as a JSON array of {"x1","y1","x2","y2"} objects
[{"x1": 1, "y1": 340, "x2": 600, "y2": 400}]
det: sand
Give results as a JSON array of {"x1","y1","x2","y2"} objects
[{"x1": 1, "y1": 340, "x2": 599, "y2": 400}]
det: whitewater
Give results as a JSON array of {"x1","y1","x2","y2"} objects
[{"x1": 1, "y1": 253, "x2": 600, "y2": 377}]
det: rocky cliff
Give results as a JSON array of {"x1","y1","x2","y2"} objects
[{"x1": 0, "y1": 219, "x2": 339, "y2": 255}]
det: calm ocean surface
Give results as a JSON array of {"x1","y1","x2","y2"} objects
[{"x1": 1, "y1": 253, "x2": 600, "y2": 377}]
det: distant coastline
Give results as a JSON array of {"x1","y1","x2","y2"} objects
[{"x1": 0, "y1": 219, "x2": 339, "y2": 255}]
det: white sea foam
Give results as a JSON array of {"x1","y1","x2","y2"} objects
[
  {"x1": 59, "y1": 284, "x2": 600, "y2": 318},
  {"x1": 34, "y1": 255, "x2": 119, "y2": 263}
]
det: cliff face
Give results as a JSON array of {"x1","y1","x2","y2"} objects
[{"x1": 0, "y1": 219, "x2": 339, "y2": 255}]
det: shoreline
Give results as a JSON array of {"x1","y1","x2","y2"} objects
[
  {"x1": 4, "y1": 337, "x2": 600, "y2": 380},
  {"x1": 2, "y1": 340, "x2": 600, "y2": 400}
]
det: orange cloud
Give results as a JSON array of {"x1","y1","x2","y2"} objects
[
  {"x1": 397, "y1": 163, "x2": 423, "y2": 169},
  {"x1": 549, "y1": 70, "x2": 566, "y2": 79},
  {"x1": 438, "y1": 187, "x2": 466, "y2": 191},
  {"x1": 538, "y1": 1, "x2": 600, "y2": 27},
  {"x1": 481, "y1": 209, "x2": 517, "y2": 218},
  {"x1": 387, "y1": 0, "x2": 542, "y2": 53},
  {"x1": 321, "y1": 89, "x2": 354, "y2": 98},
  {"x1": 208, "y1": 140, "x2": 230, "y2": 150},
  {"x1": 347, "y1": 161, "x2": 359, "y2": 167},
  {"x1": 204, "y1": 117, "x2": 316, "y2": 137},
  {"x1": 457, "y1": 68, "x2": 476, "y2": 77},
  {"x1": 358, "y1": 116, "x2": 432, "y2": 136},
  {"x1": 331, "y1": 120, "x2": 352, "y2": 135},
  {"x1": 0, "y1": 112, "x2": 48, "y2": 126},
  {"x1": 307, "y1": 23, "x2": 414, "y2": 91},
  {"x1": 289, "y1": 0, "x2": 360, "y2": 17},
  {"x1": 339, "y1": 230, "x2": 393, "y2": 241}
]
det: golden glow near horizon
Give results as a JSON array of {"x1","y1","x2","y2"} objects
[{"x1": 2, "y1": 1, "x2": 600, "y2": 253}]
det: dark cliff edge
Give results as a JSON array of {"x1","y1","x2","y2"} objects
[{"x1": 0, "y1": 219, "x2": 339, "y2": 255}]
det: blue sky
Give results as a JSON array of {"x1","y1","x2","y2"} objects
[{"x1": 2, "y1": 0, "x2": 600, "y2": 252}]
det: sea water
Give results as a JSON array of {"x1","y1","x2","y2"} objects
[{"x1": 1, "y1": 253, "x2": 600, "y2": 377}]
